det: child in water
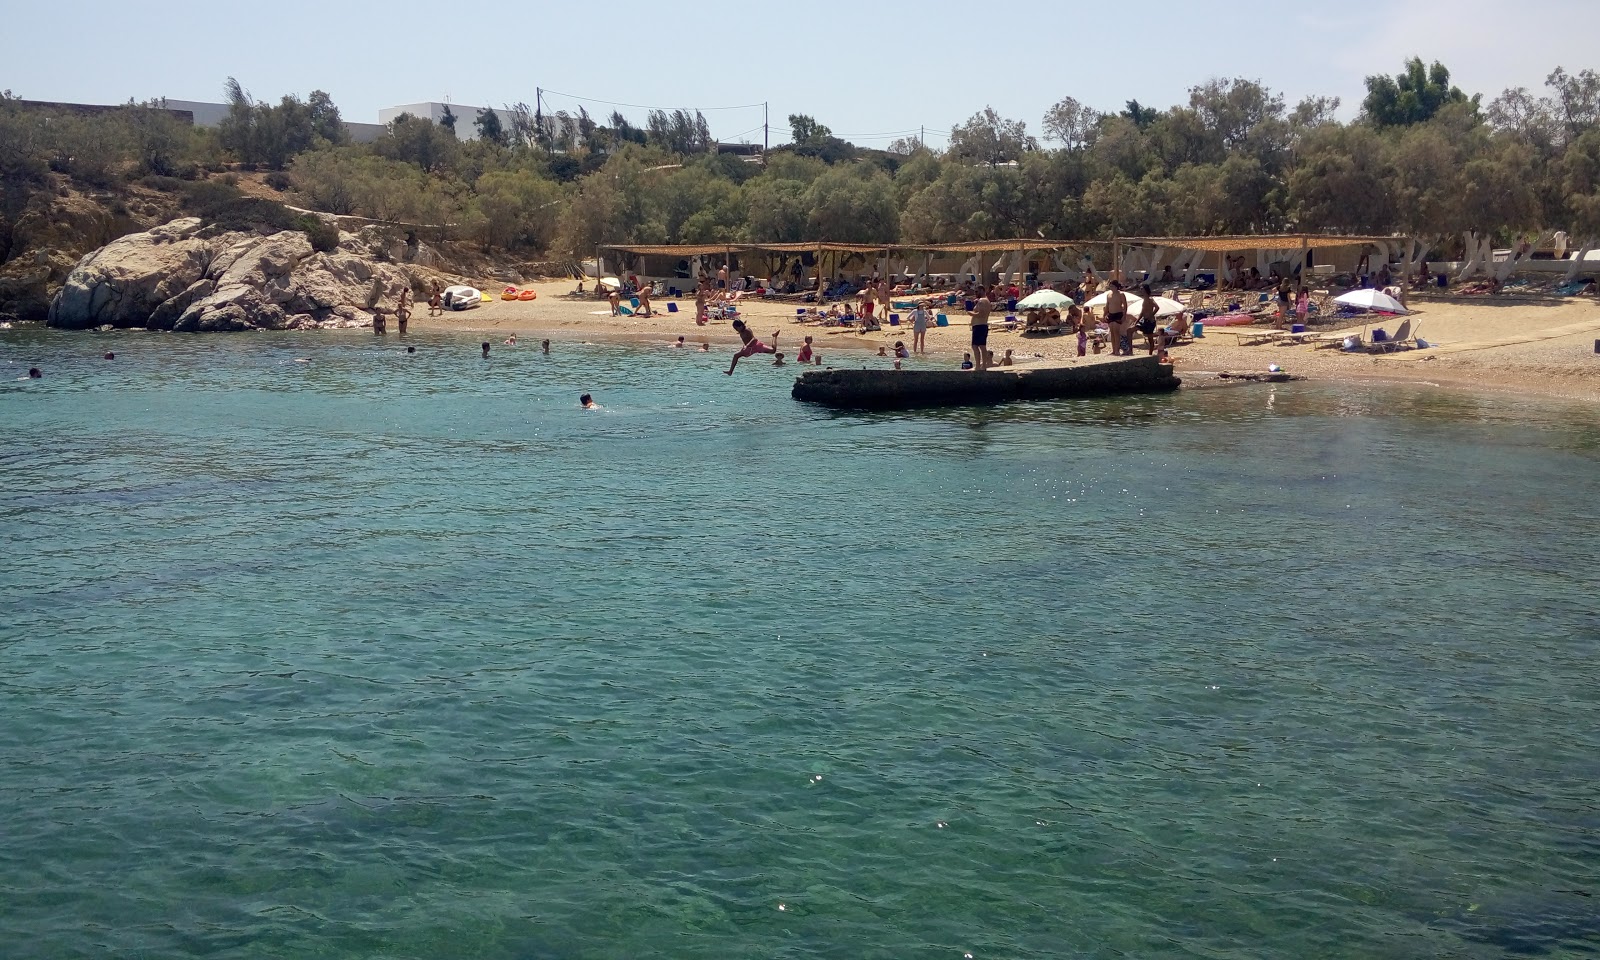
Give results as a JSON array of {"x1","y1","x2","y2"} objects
[
  {"x1": 725, "y1": 319, "x2": 779, "y2": 374},
  {"x1": 894, "y1": 341, "x2": 910, "y2": 359},
  {"x1": 580, "y1": 393, "x2": 598, "y2": 409},
  {"x1": 796, "y1": 336, "x2": 814, "y2": 364},
  {"x1": 773, "y1": 353, "x2": 786, "y2": 367},
  {"x1": 960, "y1": 352, "x2": 974, "y2": 370}
]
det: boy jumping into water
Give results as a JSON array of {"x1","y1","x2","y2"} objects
[{"x1": 725, "y1": 319, "x2": 779, "y2": 375}]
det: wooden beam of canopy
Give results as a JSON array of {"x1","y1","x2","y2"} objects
[{"x1": 1117, "y1": 234, "x2": 1405, "y2": 253}]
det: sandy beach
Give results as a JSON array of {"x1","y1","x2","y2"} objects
[{"x1": 405, "y1": 280, "x2": 1600, "y2": 402}]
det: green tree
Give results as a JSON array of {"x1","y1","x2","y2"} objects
[
  {"x1": 439, "y1": 104, "x2": 457, "y2": 134},
  {"x1": 787, "y1": 114, "x2": 831, "y2": 144},
  {"x1": 1546, "y1": 67, "x2": 1600, "y2": 140},
  {"x1": 947, "y1": 107, "x2": 1036, "y2": 166},
  {"x1": 805, "y1": 164, "x2": 898, "y2": 242},
  {"x1": 1120, "y1": 100, "x2": 1160, "y2": 130},
  {"x1": 475, "y1": 169, "x2": 564, "y2": 250},
  {"x1": 377, "y1": 112, "x2": 459, "y2": 172},
  {"x1": 1361, "y1": 57, "x2": 1476, "y2": 127},
  {"x1": 744, "y1": 177, "x2": 810, "y2": 242},
  {"x1": 1041, "y1": 96, "x2": 1101, "y2": 150},
  {"x1": 307, "y1": 90, "x2": 347, "y2": 146},
  {"x1": 475, "y1": 108, "x2": 507, "y2": 147}
]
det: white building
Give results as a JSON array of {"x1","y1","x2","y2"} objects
[{"x1": 377, "y1": 102, "x2": 522, "y2": 142}]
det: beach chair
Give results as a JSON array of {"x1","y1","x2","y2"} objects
[
  {"x1": 1366, "y1": 319, "x2": 1414, "y2": 353},
  {"x1": 1239, "y1": 328, "x2": 1287, "y2": 346}
]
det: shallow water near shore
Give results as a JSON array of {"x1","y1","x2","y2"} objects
[{"x1": 2, "y1": 328, "x2": 1598, "y2": 959}]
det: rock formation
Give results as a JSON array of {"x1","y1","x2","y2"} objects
[{"x1": 48, "y1": 218, "x2": 411, "y2": 332}]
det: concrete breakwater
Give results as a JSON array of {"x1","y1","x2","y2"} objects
[{"x1": 791, "y1": 356, "x2": 1182, "y2": 409}]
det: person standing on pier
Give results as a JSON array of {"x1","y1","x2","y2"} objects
[{"x1": 970, "y1": 295, "x2": 992, "y2": 370}]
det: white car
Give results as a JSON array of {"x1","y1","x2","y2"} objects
[{"x1": 442, "y1": 285, "x2": 482, "y2": 311}]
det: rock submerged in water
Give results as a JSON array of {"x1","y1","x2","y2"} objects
[{"x1": 47, "y1": 217, "x2": 410, "y2": 333}]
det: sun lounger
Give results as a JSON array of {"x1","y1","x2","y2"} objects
[
  {"x1": 1238, "y1": 329, "x2": 1288, "y2": 346},
  {"x1": 1366, "y1": 319, "x2": 1415, "y2": 353}
]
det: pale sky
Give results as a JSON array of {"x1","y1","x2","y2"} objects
[{"x1": 7, "y1": 0, "x2": 1594, "y2": 146}]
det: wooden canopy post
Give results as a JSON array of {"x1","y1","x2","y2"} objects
[{"x1": 816, "y1": 243, "x2": 824, "y2": 295}]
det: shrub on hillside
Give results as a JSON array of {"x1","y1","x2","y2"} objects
[
  {"x1": 181, "y1": 180, "x2": 298, "y2": 232},
  {"x1": 297, "y1": 216, "x2": 340, "y2": 252}
]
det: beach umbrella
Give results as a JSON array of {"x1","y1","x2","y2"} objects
[
  {"x1": 599, "y1": 276, "x2": 622, "y2": 290},
  {"x1": 1085, "y1": 292, "x2": 1185, "y2": 317},
  {"x1": 1016, "y1": 289, "x2": 1071, "y2": 309},
  {"x1": 1334, "y1": 289, "x2": 1407, "y2": 313}
]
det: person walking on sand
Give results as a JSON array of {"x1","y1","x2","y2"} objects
[
  {"x1": 396, "y1": 287, "x2": 411, "y2": 335},
  {"x1": 725, "y1": 319, "x2": 779, "y2": 375},
  {"x1": 970, "y1": 294, "x2": 992, "y2": 370},
  {"x1": 428, "y1": 281, "x2": 442, "y2": 317}
]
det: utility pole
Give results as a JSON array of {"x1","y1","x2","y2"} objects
[
  {"x1": 921, "y1": 124, "x2": 925, "y2": 148},
  {"x1": 763, "y1": 101, "x2": 768, "y2": 153},
  {"x1": 534, "y1": 87, "x2": 542, "y2": 147}
]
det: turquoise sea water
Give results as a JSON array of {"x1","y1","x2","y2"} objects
[{"x1": 2, "y1": 329, "x2": 1598, "y2": 959}]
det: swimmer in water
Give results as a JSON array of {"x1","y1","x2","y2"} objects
[
  {"x1": 772, "y1": 353, "x2": 786, "y2": 367},
  {"x1": 541, "y1": 339, "x2": 550, "y2": 354},
  {"x1": 481, "y1": 342, "x2": 491, "y2": 359},
  {"x1": 407, "y1": 346, "x2": 416, "y2": 354},
  {"x1": 103, "y1": 352, "x2": 115, "y2": 360},
  {"x1": 504, "y1": 334, "x2": 517, "y2": 346},
  {"x1": 580, "y1": 393, "x2": 598, "y2": 409},
  {"x1": 699, "y1": 342, "x2": 710, "y2": 352},
  {"x1": 724, "y1": 319, "x2": 778, "y2": 375},
  {"x1": 28, "y1": 367, "x2": 42, "y2": 378},
  {"x1": 674, "y1": 336, "x2": 686, "y2": 348}
]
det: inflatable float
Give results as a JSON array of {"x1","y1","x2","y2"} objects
[
  {"x1": 518, "y1": 289, "x2": 537, "y2": 301},
  {"x1": 442, "y1": 286, "x2": 483, "y2": 311}
]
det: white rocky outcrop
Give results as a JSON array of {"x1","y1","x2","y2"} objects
[{"x1": 48, "y1": 218, "x2": 410, "y2": 332}]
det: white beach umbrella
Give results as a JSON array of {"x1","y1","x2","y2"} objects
[
  {"x1": 1016, "y1": 289, "x2": 1072, "y2": 309},
  {"x1": 599, "y1": 276, "x2": 622, "y2": 290},
  {"x1": 1334, "y1": 289, "x2": 1407, "y2": 313}
]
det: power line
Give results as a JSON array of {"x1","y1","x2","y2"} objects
[{"x1": 537, "y1": 87, "x2": 765, "y2": 113}]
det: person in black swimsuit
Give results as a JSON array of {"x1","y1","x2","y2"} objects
[{"x1": 1104, "y1": 281, "x2": 1128, "y2": 356}]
